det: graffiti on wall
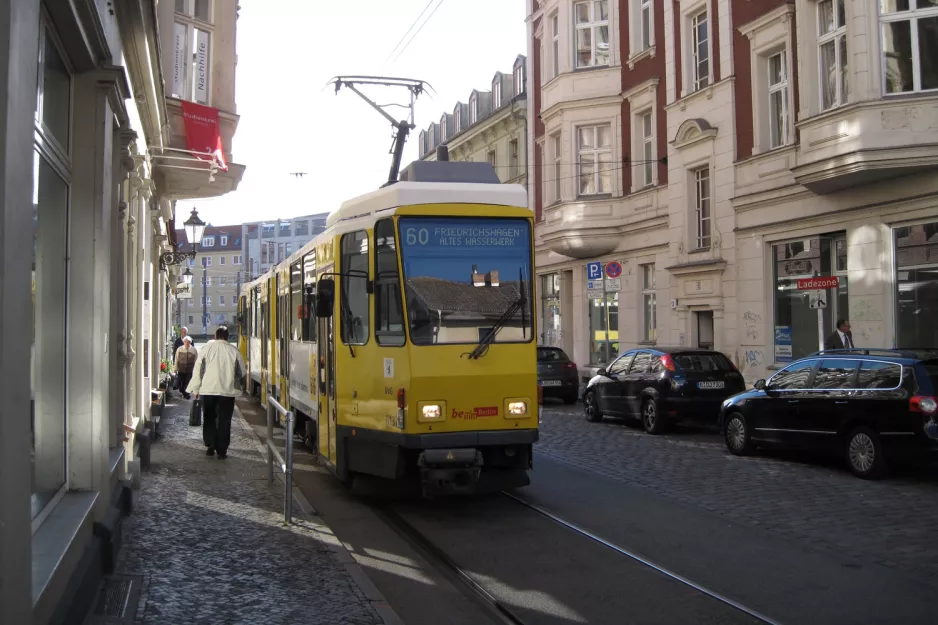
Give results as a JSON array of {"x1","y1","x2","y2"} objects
[{"x1": 742, "y1": 310, "x2": 762, "y2": 343}]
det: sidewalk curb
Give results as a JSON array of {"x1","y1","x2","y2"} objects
[{"x1": 234, "y1": 404, "x2": 405, "y2": 625}]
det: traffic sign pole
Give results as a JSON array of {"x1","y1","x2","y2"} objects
[{"x1": 603, "y1": 265, "x2": 609, "y2": 363}]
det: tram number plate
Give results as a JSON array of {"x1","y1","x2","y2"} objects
[
  {"x1": 697, "y1": 381, "x2": 725, "y2": 389},
  {"x1": 540, "y1": 380, "x2": 562, "y2": 386}
]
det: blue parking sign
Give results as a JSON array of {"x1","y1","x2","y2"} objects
[{"x1": 586, "y1": 261, "x2": 603, "y2": 281}]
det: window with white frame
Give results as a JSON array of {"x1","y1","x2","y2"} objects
[
  {"x1": 551, "y1": 14, "x2": 560, "y2": 77},
  {"x1": 202, "y1": 236, "x2": 214, "y2": 247},
  {"x1": 640, "y1": 111, "x2": 654, "y2": 186},
  {"x1": 206, "y1": 296, "x2": 212, "y2": 306},
  {"x1": 637, "y1": 0, "x2": 653, "y2": 52},
  {"x1": 552, "y1": 133, "x2": 562, "y2": 202},
  {"x1": 514, "y1": 63, "x2": 525, "y2": 94},
  {"x1": 470, "y1": 95, "x2": 478, "y2": 124},
  {"x1": 693, "y1": 166, "x2": 712, "y2": 249},
  {"x1": 440, "y1": 115, "x2": 448, "y2": 141},
  {"x1": 218, "y1": 276, "x2": 226, "y2": 285},
  {"x1": 818, "y1": 0, "x2": 848, "y2": 108},
  {"x1": 220, "y1": 235, "x2": 227, "y2": 246},
  {"x1": 219, "y1": 295, "x2": 225, "y2": 306},
  {"x1": 487, "y1": 149, "x2": 497, "y2": 169},
  {"x1": 454, "y1": 106, "x2": 462, "y2": 132},
  {"x1": 768, "y1": 51, "x2": 789, "y2": 148},
  {"x1": 493, "y1": 77, "x2": 502, "y2": 108},
  {"x1": 219, "y1": 255, "x2": 226, "y2": 265},
  {"x1": 201, "y1": 256, "x2": 212, "y2": 267},
  {"x1": 574, "y1": 1, "x2": 610, "y2": 68},
  {"x1": 577, "y1": 125, "x2": 613, "y2": 196},
  {"x1": 881, "y1": 0, "x2": 938, "y2": 95},
  {"x1": 691, "y1": 10, "x2": 710, "y2": 90},
  {"x1": 232, "y1": 254, "x2": 242, "y2": 264},
  {"x1": 172, "y1": 0, "x2": 213, "y2": 104},
  {"x1": 428, "y1": 125, "x2": 435, "y2": 149},
  {"x1": 509, "y1": 139, "x2": 520, "y2": 179},
  {"x1": 641, "y1": 263, "x2": 657, "y2": 342}
]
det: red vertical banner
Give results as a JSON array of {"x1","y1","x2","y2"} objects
[{"x1": 180, "y1": 100, "x2": 228, "y2": 171}]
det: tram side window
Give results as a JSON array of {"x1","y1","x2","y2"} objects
[
  {"x1": 290, "y1": 261, "x2": 302, "y2": 341},
  {"x1": 303, "y1": 252, "x2": 316, "y2": 341},
  {"x1": 341, "y1": 230, "x2": 370, "y2": 345},
  {"x1": 374, "y1": 219, "x2": 405, "y2": 346}
]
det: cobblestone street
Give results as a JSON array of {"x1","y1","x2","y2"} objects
[
  {"x1": 109, "y1": 394, "x2": 386, "y2": 625},
  {"x1": 538, "y1": 403, "x2": 938, "y2": 580}
]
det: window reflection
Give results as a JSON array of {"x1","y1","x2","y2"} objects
[{"x1": 895, "y1": 222, "x2": 938, "y2": 348}]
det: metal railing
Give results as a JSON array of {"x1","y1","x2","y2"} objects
[{"x1": 266, "y1": 397, "x2": 295, "y2": 524}]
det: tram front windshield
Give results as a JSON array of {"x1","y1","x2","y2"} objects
[{"x1": 398, "y1": 216, "x2": 533, "y2": 346}]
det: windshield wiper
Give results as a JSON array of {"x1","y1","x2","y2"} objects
[{"x1": 466, "y1": 270, "x2": 527, "y2": 360}]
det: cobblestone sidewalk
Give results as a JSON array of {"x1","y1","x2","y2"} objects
[{"x1": 110, "y1": 394, "x2": 386, "y2": 625}]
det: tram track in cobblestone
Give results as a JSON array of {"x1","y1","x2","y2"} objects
[
  {"x1": 374, "y1": 504, "x2": 529, "y2": 625},
  {"x1": 501, "y1": 491, "x2": 782, "y2": 625}
]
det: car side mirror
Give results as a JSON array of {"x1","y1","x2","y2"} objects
[
  {"x1": 597, "y1": 367, "x2": 607, "y2": 377},
  {"x1": 315, "y1": 279, "x2": 335, "y2": 318},
  {"x1": 754, "y1": 379, "x2": 766, "y2": 391}
]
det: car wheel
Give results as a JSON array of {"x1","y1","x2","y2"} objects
[
  {"x1": 584, "y1": 391, "x2": 603, "y2": 422},
  {"x1": 723, "y1": 412, "x2": 752, "y2": 456},
  {"x1": 563, "y1": 390, "x2": 578, "y2": 405},
  {"x1": 641, "y1": 398, "x2": 665, "y2": 434},
  {"x1": 845, "y1": 426, "x2": 887, "y2": 479}
]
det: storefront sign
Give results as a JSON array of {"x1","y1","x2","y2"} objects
[
  {"x1": 775, "y1": 326, "x2": 792, "y2": 362},
  {"x1": 180, "y1": 100, "x2": 229, "y2": 171},
  {"x1": 796, "y1": 276, "x2": 838, "y2": 290},
  {"x1": 783, "y1": 260, "x2": 813, "y2": 275}
]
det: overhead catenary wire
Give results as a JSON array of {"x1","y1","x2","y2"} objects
[
  {"x1": 390, "y1": 0, "x2": 446, "y2": 64},
  {"x1": 385, "y1": 0, "x2": 436, "y2": 63}
]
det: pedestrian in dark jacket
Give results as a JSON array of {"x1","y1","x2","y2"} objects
[{"x1": 824, "y1": 319, "x2": 855, "y2": 350}]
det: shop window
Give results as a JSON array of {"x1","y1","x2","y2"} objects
[
  {"x1": 341, "y1": 231, "x2": 370, "y2": 345},
  {"x1": 895, "y1": 221, "x2": 938, "y2": 348},
  {"x1": 773, "y1": 235, "x2": 849, "y2": 363},
  {"x1": 589, "y1": 292, "x2": 619, "y2": 364},
  {"x1": 374, "y1": 219, "x2": 405, "y2": 346},
  {"x1": 31, "y1": 19, "x2": 71, "y2": 521},
  {"x1": 541, "y1": 274, "x2": 562, "y2": 346}
]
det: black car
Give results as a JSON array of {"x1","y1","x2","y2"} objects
[
  {"x1": 719, "y1": 348, "x2": 938, "y2": 479},
  {"x1": 583, "y1": 347, "x2": 746, "y2": 433},
  {"x1": 537, "y1": 346, "x2": 579, "y2": 404}
]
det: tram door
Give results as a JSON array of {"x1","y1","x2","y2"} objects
[{"x1": 317, "y1": 300, "x2": 337, "y2": 466}]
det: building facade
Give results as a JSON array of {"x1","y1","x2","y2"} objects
[
  {"x1": 0, "y1": 1, "x2": 244, "y2": 622},
  {"x1": 176, "y1": 225, "x2": 245, "y2": 337},
  {"x1": 526, "y1": 0, "x2": 938, "y2": 384},
  {"x1": 242, "y1": 212, "x2": 328, "y2": 280},
  {"x1": 419, "y1": 54, "x2": 528, "y2": 187}
]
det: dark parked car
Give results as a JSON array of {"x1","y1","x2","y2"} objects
[
  {"x1": 537, "y1": 346, "x2": 579, "y2": 404},
  {"x1": 719, "y1": 348, "x2": 938, "y2": 479},
  {"x1": 583, "y1": 347, "x2": 746, "y2": 433}
]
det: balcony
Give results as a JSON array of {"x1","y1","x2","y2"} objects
[
  {"x1": 536, "y1": 189, "x2": 668, "y2": 259},
  {"x1": 151, "y1": 97, "x2": 245, "y2": 201},
  {"x1": 791, "y1": 96, "x2": 938, "y2": 194}
]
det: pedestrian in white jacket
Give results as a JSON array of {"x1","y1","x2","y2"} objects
[{"x1": 187, "y1": 326, "x2": 246, "y2": 459}]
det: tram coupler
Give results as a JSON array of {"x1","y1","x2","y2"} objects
[{"x1": 418, "y1": 449, "x2": 483, "y2": 497}]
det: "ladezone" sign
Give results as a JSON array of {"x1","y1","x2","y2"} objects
[{"x1": 796, "y1": 276, "x2": 839, "y2": 290}]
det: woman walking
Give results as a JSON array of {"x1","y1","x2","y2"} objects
[{"x1": 174, "y1": 336, "x2": 198, "y2": 399}]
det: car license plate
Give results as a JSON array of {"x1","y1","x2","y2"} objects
[
  {"x1": 697, "y1": 381, "x2": 725, "y2": 389},
  {"x1": 540, "y1": 380, "x2": 562, "y2": 386}
]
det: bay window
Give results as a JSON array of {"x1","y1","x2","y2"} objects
[
  {"x1": 575, "y1": 1, "x2": 610, "y2": 68},
  {"x1": 577, "y1": 124, "x2": 612, "y2": 196},
  {"x1": 551, "y1": 14, "x2": 560, "y2": 78},
  {"x1": 818, "y1": 0, "x2": 848, "y2": 109},
  {"x1": 881, "y1": 0, "x2": 938, "y2": 94},
  {"x1": 693, "y1": 167, "x2": 711, "y2": 249},
  {"x1": 640, "y1": 111, "x2": 654, "y2": 186},
  {"x1": 552, "y1": 133, "x2": 562, "y2": 202},
  {"x1": 768, "y1": 51, "x2": 789, "y2": 148},
  {"x1": 691, "y1": 10, "x2": 710, "y2": 90},
  {"x1": 642, "y1": 264, "x2": 657, "y2": 342}
]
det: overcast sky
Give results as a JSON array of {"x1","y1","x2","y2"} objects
[{"x1": 185, "y1": 0, "x2": 527, "y2": 227}]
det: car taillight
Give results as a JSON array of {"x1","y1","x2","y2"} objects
[
  {"x1": 397, "y1": 388, "x2": 406, "y2": 409},
  {"x1": 564, "y1": 362, "x2": 577, "y2": 369},
  {"x1": 910, "y1": 395, "x2": 938, "y2": 415},
  {"x1": 659, "y1": 354, "x2": 676, "y2": 372}
]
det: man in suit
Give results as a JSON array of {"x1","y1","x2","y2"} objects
[{"x1": 825, "y1": 319, "x2": 855, "y2": 350}]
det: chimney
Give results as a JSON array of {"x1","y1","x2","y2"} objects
[{"x1": 436, "y1": 145, "x2": 449, "y2": 161}]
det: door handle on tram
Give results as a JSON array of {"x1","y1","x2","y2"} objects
[
  {"x1": 787, "y1": 399, "x2": 800, "y2": 404},
  {"x1": 835, "y1": 400, "x2": 848, "y2": 405}
]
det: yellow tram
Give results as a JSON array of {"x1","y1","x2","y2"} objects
[{"x1": 238, "y1": 160, "x2": 539, "y2": 495}]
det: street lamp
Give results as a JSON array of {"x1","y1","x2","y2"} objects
[
  {"x1": 160, "y1": 206, "x2": 207, "y2": 267},
  {"x1": 182, "y1": 267, "x2": 193, "y2": 284}
]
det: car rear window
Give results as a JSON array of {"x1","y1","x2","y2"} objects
[
  {"x1": 673, "y1": 353, "x2": 733, "y2": 372},
  {"x1": 538, "y1": 348, "x2": 568, "y2": 362}
]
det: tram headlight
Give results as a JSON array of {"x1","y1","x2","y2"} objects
[
  {"x1": 508, "y1": 401, "x2": 528, "y2": 416},
  {"x1": 422, "y1": 404, "x2": 442, "y2": 419}
]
